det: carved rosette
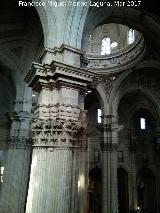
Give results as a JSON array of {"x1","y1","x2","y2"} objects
[{"x1": 31, "y1": 119, "x2": 86, "y2": 148}]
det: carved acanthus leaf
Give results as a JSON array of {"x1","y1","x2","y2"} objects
[{"x1": 31, "y1": 119, "x2": 86, "y2": 148}]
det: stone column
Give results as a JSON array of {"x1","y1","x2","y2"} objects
[
  {"x1": 128, "y1": 128, "x2": 138, "y2": 212},
  {"x1": 101, "y1": 115, "x2": 119, "y2": 213},
  {"x1": 24, "y1": 62, "x2": 93, "y2": 213},
  {"x1": 129, "y1": 151, "x2": 138, "y2": 212},
  {"x1": 78, "y1": 145, "x2": 88, "y2": 213},
  {"x1": 0, "y1": 83, "x2": 32, "y2": 213},
  {"x1": 26, "y1": 119, "x2": 85, "y2": 213}
]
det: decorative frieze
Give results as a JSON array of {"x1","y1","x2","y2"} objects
[
  {"x1": 31, "y1": 119, "x2": 86, "y2": 148},
  {"x1": 83, "y1": 35, "x2": 146, "y2": 74},
  {"x1": 33, "y1": 103, "x2": 81, "y2": 120}
]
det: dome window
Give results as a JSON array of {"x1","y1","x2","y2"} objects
[
  {"x1": 140, "y1": 117, "x2": 146, "y2": 130},
  {"x1": 128, "y1": 29, "x2": 135, "y2": 44},
  {"x1": 101, "y1": 37, "x2": 111, "y2": 55}
]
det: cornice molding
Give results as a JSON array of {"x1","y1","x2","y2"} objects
[
  {"x1": 39, "y1": 44, "x2": 85, "y2": 61},
  {"x1": 25, "y1": 61, "x2": 94, "y2": 92},
  {"x1": 83, "y1": 35, "x2": 146, "y2": 74}
]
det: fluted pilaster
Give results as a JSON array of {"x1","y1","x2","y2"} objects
[
  {"x1": 130, "y1": 151, "x2": 138, "y2": 211},
  {"x1": 0, "y1": 138, "x2": 31, "y2": 213},
  {"x1": 78, "y1": 146, "x2": 88, "y2": 213},
  {"x1": 101, "y1": 142, "x2": 118, "y2": 213},
  {"x1": 26, "y1": 147, "x2": 74, "y2": 213}
]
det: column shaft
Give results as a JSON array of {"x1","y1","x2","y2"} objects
[
  {"x1": 101, "y1": 144, "x2": 118, "y2": 213},
  {"x1": 26, "y1": 148, "x2": 73, "y2": 213},
  {"x1": 78, "y1": 148, "x2": 88, "y2": 213}
]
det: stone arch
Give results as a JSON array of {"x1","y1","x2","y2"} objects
[
  {"x1": 111, "y1": 67, "x2": 160, "y2": 119},
  {"x1": 115, "y1": 88, "x2": 160, "y2": 126},
  {"x1": 35, "y1": 4, "x2": 89, "y2": 49},
  {"x1": 95, "y1": 85, "x2": 110, "y2": 115},
  {"x1": 34, "y1": 5, "x2": 57, "y2": 48},
  {"x1": 0, "y1": 2, "x2": 44, "y2": 89},
  {"x1": 85, "y1": 85, "x2": 109, "y2": 118}
]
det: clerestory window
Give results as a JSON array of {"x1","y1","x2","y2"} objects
[
  {"x1": 128, "y1": 29, "x2": 135, "y2": 44},
  {"x1": 140, "y1": 117, "x2": 146, "y2": 130},
  {"x1": 97, "y1": 109, "x2": 102, "y2": 123},
  {"x1": 101, "y1": 37, "x2": 111, "y2": 55}
]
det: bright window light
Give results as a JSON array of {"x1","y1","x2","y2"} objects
[
  {"x1": 111, "y1": 41, "x2": 118, "y2": 48},
  {"x1": 97, "y1": 109, "x2": 102, "y2": 123},
  {"x1": 140, "y1": 118, "x2": 146, "y2": 130},
  {"x1": 0, "y1": 166, "x2": 4, "y2": 183},
  {"x1": 101, "y1": 38, "x2": 111, "y2": 55},
  {"x1": 128, "y1": 29, "x2": 135, "y2": 44}
]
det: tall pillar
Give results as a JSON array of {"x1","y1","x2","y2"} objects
[
  {"x1": 129, "y1": 150, "x2": 138, "y2": 212},
  {"x1": 25, "y1": 61, "x2": 93, "y2": 213},
  {"x1": 78, "y1": 144, "x2": 88, "y2": 213},
  {"x1": 26, "y1": 119, "x2": 85, "y2": 213},
  {"x1": 128, "y1": 130, "x2": 138, "y2": 212},
  {"x1": 101, "y1": 115, "x2": 119, "y2": 213},
  {"x1": 0, "y1": 83, "x2": 32, "y2": 213}
]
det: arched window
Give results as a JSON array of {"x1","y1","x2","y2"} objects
[
  {"x1": 97, "y1": 109, "x2": 102, "y2": 123},
  {"x1": 140, "y1": 117, "x2": 146, "y2": 130},
  {"x1": 101, "y1": 37, "x2": 111, "y2": 55},
  {"x1": 128, "y1": 29, "x2": 135, "y2": 44}
]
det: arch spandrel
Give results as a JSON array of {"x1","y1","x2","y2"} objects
[{"x1": 110, "y1": 67, "x2": 160, "y2": 118}]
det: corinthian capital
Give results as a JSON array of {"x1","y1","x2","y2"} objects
[{"x1": 31, "y1": 119, "x2": 87, "y2": 148}]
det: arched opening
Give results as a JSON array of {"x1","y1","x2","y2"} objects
[
  {"x1": 87, "y1": 168, "x2": 102, "y2": 213},
  {"x1": 137, "y1": 168, "x2": 157, "y2": 213},
  {"x1": 132, "y1": 108, "x2": 156, "y2": 136},
  {"x1": 0, "y1": 62, "x2": 16, "y2": 183},
  {"x1": 0, "y1": 0, "x2": 44, "y2": 77},
  {"x1": 0, "y1": 2, "x2": 44, "y2": 212},
  {"x1": 116, "y1": 67, "x2": 160, "y2": 212},
  {"x1": 101, "y1": 37, "x2": 111, "y2": 55},
  {"x1": 117, "y1": 167, "x2": 129, "y2": 213},
  {"x1": 84, "y1": 91, "x2": 103, "y2": 164}
]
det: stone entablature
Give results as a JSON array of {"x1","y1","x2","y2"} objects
[
  {"x1": 39, "y1": 44, "x2": 85, "y2": 68},
  {"x1": 83, "y1": 35, "x2": 146, "y2": 74},
  {"x1": 25, "y1": 61, "x2": 94, "y2": 92}
]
